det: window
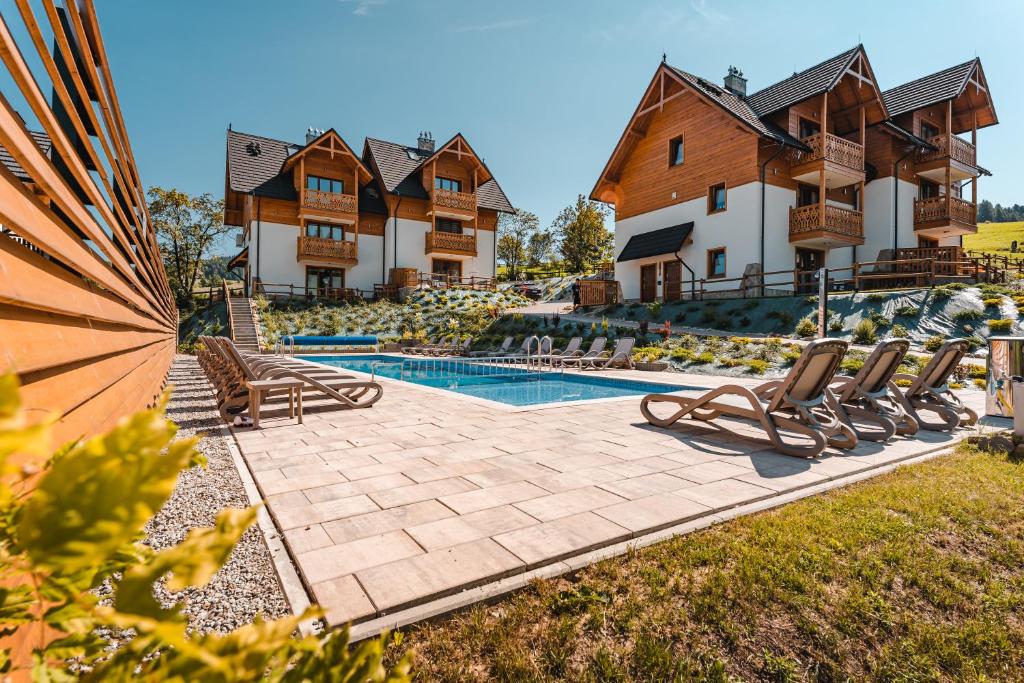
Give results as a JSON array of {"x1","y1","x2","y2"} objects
[
  {"x1": 434, "y1": 176, "x2": 462, "y2": 193},
  {"x1": 798, "y1": 118, "x2": 820, "y2": 140},
  {"x1": 306, "y1": 175, "x2": 343, "y2": 194},
  {"x1": 668, "y1": 136, "x2": 684, "y2": 166},
  {"x1": 436, "y1": 219, "x2": 462, "y2": 234},
  {"x1": 797, "y1": 184, "x2": 819, "y2": 208},
  {"x1": 919, "y1": 180, "x2": 940, "y2": 200},
  {"x1": 920, "y1": 121, "x2": 940, "y2": 140},
  {"x1": 707, "y1": 248, "x2": 726, "y2": 279},
  {"x1": 306, "y1": 266, "x2": 345, "y2": 295},
  {"x1": 707, "y1": 183, "x2": 727, "y2": 214},
  {"x1": 305, "y1": 222, "x2": 344, "y2": 240}
]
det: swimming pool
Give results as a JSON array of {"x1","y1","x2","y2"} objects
[{"x1": 299, "y1": 354, "x2": 700, "y2": 407}]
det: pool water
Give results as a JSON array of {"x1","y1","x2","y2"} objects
[{"x1": 299, "y1": 354, "x2": 699, "y2": 407}]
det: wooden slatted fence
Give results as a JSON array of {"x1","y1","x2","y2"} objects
[{"x1": 0, "y1": 0, "x2": 175, "y2": 449}]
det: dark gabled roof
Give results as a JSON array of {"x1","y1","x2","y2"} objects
[
  {"x1": 227, "y1": 246, "x2": 248, "y2": 269},
  {"x1": 363, "y1": 137, "x2": 430, "y2": 198},
  {"x1": 363, "y1": 136, "x2": 514, "y2": 212},
  {"x1": 0, "y1": 130, "x2": 52, "y2": 181},
  {"x1": 617, "y1": 222, "x2": 693, "y2": 262},
  {"x1": 746, "y1": 45, "x2": 861, "y2": 116},
  {"x1": 875, "y1": 120, "x2": 937, "y2": 149},
  {"x1": 881, "y1": 59, "x2": 977, "y2": 118},
  {"x1": 226, "y1": 129, "x2": 296, "y2": 200},
  {"x1": 668, "y1": 68, "x2": 805, "y2": 148}
]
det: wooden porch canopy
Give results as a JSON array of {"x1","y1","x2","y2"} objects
[{"x1": 419, "y1": 133, "x2": 494, "y2": 186}]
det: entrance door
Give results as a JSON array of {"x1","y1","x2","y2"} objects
[
  {"x1": 306, "y1": 266, "x2": 345, "y2": 298},
  {"x1": 640, "y1": 264, "x2": 657, "y2": 303},
  {"x1": 795, "y1": 248, "x2": 824, "y2": 295},
  {"x1": 662, "y1": 260, "x2": 681, "y2": 301},
  {"x1": 432, "y1": 258, "x2": 462, "y2": 284}
]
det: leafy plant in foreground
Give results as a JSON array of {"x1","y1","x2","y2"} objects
[{"x1": 0, "y1": 375, "x2": 411, "y2": 682}]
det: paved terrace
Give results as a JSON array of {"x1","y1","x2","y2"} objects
[{"x1": 228, "y1": 364, "x2": 999, "y2": 632}]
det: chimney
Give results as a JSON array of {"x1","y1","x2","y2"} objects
[
  {"x1": 723, "y1": 66, "x2": 747, "y2": 97},
  {"x1": 305, "y1": 126, "x2": 321, "y2": 144},
  {"x1": 417, "y1": 131, "x2": 435, "y2": 153}
]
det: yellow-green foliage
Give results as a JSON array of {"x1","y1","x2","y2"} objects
[
  {"x1": 744, "y1": 359, "x2": 769, "y2": 374},
  {"x1": 794, "y1": 317, "x2": 817, "y2": 338},
  {"x1": 0, "y1": 375, "x2": 411, "y2": 682},
  {"x1": 982, "y1": 297, "x2": 1003, "y2": 308},
  {"x1": 851, "y1": 318, "x2": 878, "y2": 345},
  {"x1": 988, "y1": 318, "x2": 1014, "y2": 333}
]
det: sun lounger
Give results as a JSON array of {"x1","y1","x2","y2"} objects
[
  {"x1": 891, "y1": 338, "x2": 978, "y2": 431},
  {"x1": 559, "y1": 337, "x2": 607, "y2": 368},
  {"x1": 470, "y1": 336, "x2": 514, "y2": 357},
  {"x1": 827, "y1": 339, "x2": 918, "y2": 441},
  {"x1": 540, "y1": 337, "x2": 583, "y2": 366},
  {"x1": 577, "y1": 337, "x2": 635, "y2": 370},
  {"x1": 640, "y1": 338, "x2": 857, "y2": 458},
  {"x1": 438, "y1": 337, "x2": 474, "y2": 357}
]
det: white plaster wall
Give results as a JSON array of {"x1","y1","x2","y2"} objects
[
  {"x1": 862, "y1": 177, "x2": 895, "y2": 261},
  {"x1": 614, "y1": 182, "x2": 798, "y2": 300},
  {"x1": 249, "y1": 221, "x2": 300, "y2": 289},
  {"x1": 346, "y1": 234, "x2": 384, "y2": 292},
  {"x1": 894, "y1": 178, "x2": 922, "y2": 252}
]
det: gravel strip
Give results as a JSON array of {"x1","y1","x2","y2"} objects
[{"x1": 144, "y1": 354, "x2": 290, "y2": 633}]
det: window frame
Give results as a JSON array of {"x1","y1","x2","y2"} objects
[
  {"x1": 434, "y1": 176, "x2": 462, "y2": 193},
  {"x1": 920, "y1": 121, "x2": 940, "y2": 140},
  {"x1": 798, "y1": 117, "x2": 821, "y2": 140},
  {"x1": 707, "y1": 182, "x2": 727, "y2": 215},
  {"x1": 668, "y1": 135, "x2": 684, "y2": 167},
  {"x1": 305, "y1": 222, "x2": 345, "y2": 241},
  {"x1": 306, "y1": 175, "x2": 344, "y2": 194},
  {"x1": 706, "y1": 247, "x2": 727, "y2": 280},
  {"x1": 435, "y1": 218, "x2": 463, "y2": 234}
]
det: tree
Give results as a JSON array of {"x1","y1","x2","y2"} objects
[
  {"x1": 148, "y1": 187, "x2": 229, "y2": 307},
  {"x1": 978, "y1": 199, "x2": 994, "y2": 223},
  {"x1": 526, "y1": 228, "x2": 556, "y2": 267},
  {"x1": 497, "y1": 208, "x2": 538, "y2": 280},
  {"x1": 553, "y1": 194, "x2": 613, "y2": 273}
]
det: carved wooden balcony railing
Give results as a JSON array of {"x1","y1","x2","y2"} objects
[
  {"x1": 790, "y1": 132, "x2": 864, "y2": 171},
  {"x1": 789, "y1": 204, "x2": 864, "y2": 240},
  {"x1": 425, "y1": 230, "x2": 476, "y2": 256},
  {"x1": 913, "y1": 196, "x2": 977, "y2": 228},
  {"x1": 916, "y1": 134, "x2": 977, "y2": 168},
  {"x1": 296, "y1": 235, "x2": 358, "y2": 263},
  {"x1": 301, "y1": 189, "x2": 357, "y2": 214},
  {"x1": 431, "y1": 188, "x2": 477, "y2": 213}
]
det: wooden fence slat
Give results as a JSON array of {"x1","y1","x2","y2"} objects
[
  {"x1": 18, "y1": 340, "x2": 173, "y2": 435},
  {"x1": 0, "y1": 305, "x2": 170, "y2": 375},
  {"x1": 0, "y1": 236, "x2": 171, "y2": 332},
  {"x1": 0, "y1": 164, "x2": 168, "y2": 322}
]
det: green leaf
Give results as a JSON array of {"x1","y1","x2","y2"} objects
[{"x1": 16, "y1": 395, "x2": 197, "y2": 576}]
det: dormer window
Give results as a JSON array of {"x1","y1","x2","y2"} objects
[
  {"x1": 435, "y1": 177, "x2": 462, "y2": 193},
  {"x1": 306, "y1": 175, "x2": 343, "y2": 194},
  {"x1": 921, "y1": 121, "x2": 940, "y2": 139}
]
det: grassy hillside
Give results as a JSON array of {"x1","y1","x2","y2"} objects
[{"x1": 962, "y1": 221, "x2": 1024, "y2": 256}]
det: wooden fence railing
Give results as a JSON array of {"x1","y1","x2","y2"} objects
[{"x1": 0, "y1": 1, "x2": 175, "y2": 448}]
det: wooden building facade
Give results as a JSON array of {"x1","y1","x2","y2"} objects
[{"x1": 592, "y1": 46, "x2": 996, "y2": 301}]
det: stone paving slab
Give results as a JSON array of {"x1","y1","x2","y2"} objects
[{"x1": 229, "y1": 364, "x2": 1001, "y2": 628}]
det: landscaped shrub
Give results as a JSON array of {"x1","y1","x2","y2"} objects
[
  {"x1": 953, "y1": 308, "x2": 985, "y2": 324},
  {"x1": 988, "y1": 318, "x2": 1014, "y2": 333},
  {"x1": 674, "y1": 312, "x2": 686, "y2": 322},
  {"x1": 983, "y1": 297, "x2": 1003, "y2": 308},
  {"x1": 803, "y1": 295, "x2": 818, "y2": 305},
  {"x1": 973, "y1": 378, "x2": 987, "y2": 389},
  {"x1": 852, "y1": 318, "x2": 878, "y2": 344},
  {"x1": 677, "y1": 334, "x2": 699, "y2": 349},
  {"x1": 894, "y1": 305, "x2": 919, "y2": 317},
  {"x1": 840, "y1": 356, "x2": 865, "y2": 374},
  {"x1": 923, "y1": 335, "x2": 945, "y2": 352},
  {"x1": 647, "y1": 301, "x2": 662, "y2": 318},
  {"x1": 693, "y1": 351, "x2": 714, "y2": 364},
  {"x1": 931, "y1": 286, "x2": 955, "y2": 301},
  {"x1": 867, "y1": 310, "x2": 891, "y2": 328},
  {"x1": 794, "y1": 317, "x2": 817, "y2": 338},
  {"x1": 744, "y1": 359, "x2": 769, "y2": 374},
  {"x1": 890, "y1": 323, "x2": 909, "y2": 338},
  {"x1": 669, "y1": 347, "x2": 695, "y2": 361},
  {"x1": 781, "y1": 348, "x2": 802, "y2": 365},
  {"x1": 864, "y1": 292, "x2": 887, "y2": 303}
]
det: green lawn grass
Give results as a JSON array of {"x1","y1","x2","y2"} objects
[
  {"x1": 390, "y1": 446, "x2": 1024, "y2": 681},
  {"x1": 963, "y1": 221, "x2": 1024, "y2": 256}
]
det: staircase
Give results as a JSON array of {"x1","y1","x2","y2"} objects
[{"x1": 227, "y1": 295, "x2": 261, "y2": 353}]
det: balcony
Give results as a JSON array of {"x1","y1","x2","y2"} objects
[
  {"x1": 788, "y1": 204, "x2": 864, "y2": 246},
  {"x1": 299, "y1": 189, "x2": 357, "y2": 223},
  {"x1": 296, "y1": 235, "x2": 358, "y2": 265},
  {"x1": 429, "y1": 188, "x2": 477, "y2": 220},
  {"x1": 790, "y1": 132, "x2": 865, "y2": 189},
  {"x1": 913, "y1": 196, "x2": 977, "y2": 237},
  {"x1": 915, "y1": 134, "x2": 978, "y2": 183},
  {"x1": 425, "y1": 230, "x2": 476, "y2": 256}
]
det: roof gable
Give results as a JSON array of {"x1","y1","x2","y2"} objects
[
  {"x1": 882, "y1": 59, "x2": 996, "y2": 130},
  {"x1": 746, "y1": 46, "x2": 861, "y2": 116},
  {"x1": 281, "y1": 128, "x2": 372, "y2": 183}
]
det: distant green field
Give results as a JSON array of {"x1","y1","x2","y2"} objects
[{"x1": 963, "y1": 221, "x2": 1024, "y2": 256}]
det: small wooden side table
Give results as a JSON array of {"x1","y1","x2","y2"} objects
[{"x1": 245, "y1": 378, "x2": 305, "y2": 429}]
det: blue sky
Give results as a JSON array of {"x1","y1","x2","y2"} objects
[{"x1": 89, "y1": 0, "x2": 1022, "y2": 255}]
